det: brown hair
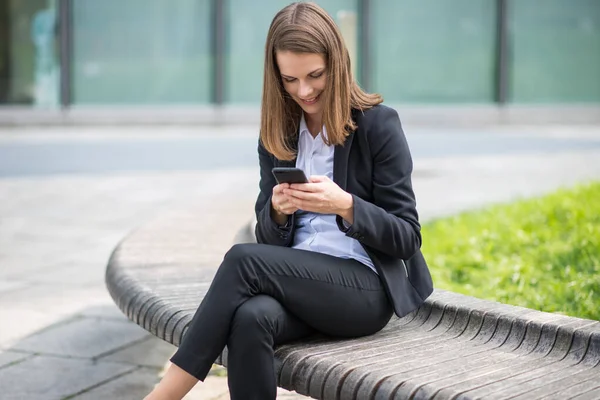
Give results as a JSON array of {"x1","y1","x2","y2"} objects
[{"x1": 260, "y1": 2, "x2": 383, "y2": 160}]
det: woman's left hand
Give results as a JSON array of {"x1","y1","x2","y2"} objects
[{"x1": 284, "y1": 175, "x2": 354, "y2": 222}]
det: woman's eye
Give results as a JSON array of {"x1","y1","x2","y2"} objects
[
  {"x1": 283, "y1": 77, "x2": 296, "y2": 83},
  {"x1": 310, "y1": 73, "x2": 323, "y2": 79}
]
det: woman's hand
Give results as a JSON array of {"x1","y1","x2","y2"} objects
[
  {"x1": 284, "y1": 176, "x2": 354, "y2": 223},
  {"x1": 272, "y1": 183, "x2": 299, "y2": 216}
]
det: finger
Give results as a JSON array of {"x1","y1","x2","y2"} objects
[
  {"x1": 289, "y1": 182, "x2": 321, "y2": 192},
  {"x1": 288, "y1": 197, "x2": 303, "y2": 209},
  {"x1": 273, "y1": 183, "x2": 289, "y2": 194},
  {"x1": 279, "y1": 195, "x2": 297, "y2": 207},
  {"x1": 285, "y1": 189, "x2": 320, "y2": 201},
  {"x1": 289, "y1": 198, "x2": 316, "y2": 212},
  {"x1": 279, "y1": 202, "x2": 298, "y2": 214},
  {"x1": 274, "y1": 195, "x2": 288, "y2": 207},
  {"x1": 276, "y1": 193, "x2": 294, "y2": 205},
  {"x1": 309, "y1": 175, "x2": 329, "y2": 183}
]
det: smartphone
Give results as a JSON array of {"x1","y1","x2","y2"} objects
[{"x1": 272, "y1": 167, "x2": 309, "y2": 184}]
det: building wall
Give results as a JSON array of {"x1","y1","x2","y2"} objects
[{"x1": 0, "y1": 0, "x2": 599, "y2": 108}]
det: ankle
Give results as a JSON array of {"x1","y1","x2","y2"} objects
[
  {"x1": 143, "y1": 388, "x2": 178, "y2": 400},
  {"x1": 145, "y1": 362, "x2": 199, "y2": 400}
]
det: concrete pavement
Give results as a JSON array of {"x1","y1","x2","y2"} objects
[{"x1": 0, "y1": 125, "x2": 599, "y2": 399}]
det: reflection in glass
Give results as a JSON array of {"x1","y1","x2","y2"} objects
[{"x1": 0, "y1": 0, "x2": 60, "y2": 106}]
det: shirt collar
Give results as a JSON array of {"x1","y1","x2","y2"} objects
[
  {"x1": 299, "y1": 113, "x2": 310, "y2": 137},
  {"x1": 299, "y1": 113, "x2": 328, "y2": 141}
]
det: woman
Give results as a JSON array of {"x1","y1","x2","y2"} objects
[{"x1": 145, "y1": 2, "x2": 433, "y2": 399}]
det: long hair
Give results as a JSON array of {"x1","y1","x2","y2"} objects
[{"x1": 260, "y1": 2, "x2": 383, "y2": 160}]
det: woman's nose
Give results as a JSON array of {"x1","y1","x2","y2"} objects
[{"x1": 298, "y1": 81, "x2": 313, "y2": 98}]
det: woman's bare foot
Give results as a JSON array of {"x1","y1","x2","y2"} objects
[{"x1": 144, "y1": 363, "x2": 199, "y2": 400}]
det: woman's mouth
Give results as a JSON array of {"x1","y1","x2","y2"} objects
[{"x1": 300, "y1": 94, "x2": 320, "y2": 105}]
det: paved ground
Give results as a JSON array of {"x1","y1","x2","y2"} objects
[{"x1": 0, "y1": 125, "x2": 599, "y2": 399}]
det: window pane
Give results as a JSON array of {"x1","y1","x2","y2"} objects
[
  {"x1": 0, "y1": 0, "x2": 60, "y2": 107},
  {"x1": 225, "y1": 0, "x2": 357, "y2": 104},
  {"x1": 371, "y1": 0, "x2": 496, "y2": 103},
  {"x1": 509, "y1": 0, "x2": 600, "y2": 103},
  {"x1": 72, "y1": 0, "x2": 211, "y2": 105}
]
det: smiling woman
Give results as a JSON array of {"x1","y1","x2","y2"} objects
[
  {"x1": 260, "y1": 3, "x2": 382, "y2": 161},
  {"x1": 144, "y1": 3, "x2": 433, "y2": 400}
]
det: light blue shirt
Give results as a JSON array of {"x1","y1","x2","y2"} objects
[{"x1": 292, "y1": 114, "x2": 377, "y2": 273}]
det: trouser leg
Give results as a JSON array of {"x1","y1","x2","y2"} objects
[
  {"x1": 170, "y1": 243, "x2": 392, "y2": 381},
  {"x1": 226, "y1": 294, "x2": 314, "y2": 400}
]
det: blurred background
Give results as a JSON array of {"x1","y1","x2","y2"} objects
[
  {"x1": 0, "y1": 0, "x2": 599, "y2": 124},
  {"x1": 0, "y1": 1, "x2": 599, "y2": 399}
]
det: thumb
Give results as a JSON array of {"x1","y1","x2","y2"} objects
[{"x1": 309, "y1": 175, "x2": 329, "y2": 183}]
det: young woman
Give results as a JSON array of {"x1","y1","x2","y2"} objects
[{"x1": 145, "y1": 2, "x2": 432, "y2": 399}]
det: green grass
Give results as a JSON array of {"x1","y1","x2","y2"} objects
[{"x1": 421, "y1": 181, "x2": 600, "y2": 321}]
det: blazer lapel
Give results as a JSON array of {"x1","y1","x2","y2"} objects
[{"x1": 333, "y1": 110, "x2": 359, "y2": 190}]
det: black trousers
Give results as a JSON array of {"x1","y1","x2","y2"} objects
[{"x1": 170, "y1": 243, "x2": 393, "y2": 400}]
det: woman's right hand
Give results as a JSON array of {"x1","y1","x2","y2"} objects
[{"x1": 272, "y1": 183, "x2": 299, "y2": 216}]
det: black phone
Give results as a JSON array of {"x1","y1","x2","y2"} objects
[{"x1": 272, "y1": 167, "x2": 309, "y2": 184}]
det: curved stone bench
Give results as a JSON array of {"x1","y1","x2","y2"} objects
[{"x1": 106, "y1": 208, "x2": 600, "y2": 400}]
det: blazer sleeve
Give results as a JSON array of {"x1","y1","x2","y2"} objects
[
  {"x1": 254, "y1": 140, "x2": 295, "y2": 246},
  {"x1": 337, "y1": 106, "x2": 422, "y2": 259}
]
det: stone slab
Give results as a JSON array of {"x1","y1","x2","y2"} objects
[
  {"x1": 23, "y1": 261, "x2": 106, "y2": 285},
  {"x1": 100, "y1": 334, "x2": 177, "y2": 368},
  {"x1": 0, "y1": 355, "x2": 135, "y2": 400},
  {"x1": 0, "y1": 282, "x2": 113, "y2": 320},
  {"x1": 0, "y1": 349, "x2": 30, "y2": 369},
  {"x1": 0, "y1": 247, "x2": 112, "y2": 281},
  {"x1": 0, "y1": 286, "x2": 117, "y2": 346},
  {"x1": 0, "y1": 251, "x2": 71, "y2": 279},
  {"x1": 0, "y1": 279, "x2": 28, "y2": 294},
  {"x1": 76, "y1": 304, "x2": 132, "y2": 320},
  {"x1": 0, "y1": 308, "x2": 67, "y2": 346},
  {"x1": 70, "y1": 367, "x2": 160, "y2": 400},
  {"x1": 12, "y1": 316, "x2": 149, "y2": 358}
]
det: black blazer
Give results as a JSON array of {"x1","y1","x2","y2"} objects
[{"x1": 254, "y1": 104, "x2": 434, "y2": 318}]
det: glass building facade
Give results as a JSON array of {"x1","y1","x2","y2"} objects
[{"x1": 1, "y1": 0, "x2": 599, "y2": 109}]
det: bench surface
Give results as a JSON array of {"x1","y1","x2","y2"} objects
[{"x1": 106, "y1": 208, "x2": 600, "y2": 400}]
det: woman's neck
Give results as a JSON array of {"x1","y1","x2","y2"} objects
[{"x1": 304, "y1": 112, "x2": 322, "y2": 138}]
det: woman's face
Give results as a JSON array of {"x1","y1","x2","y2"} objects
[{"x1": 276, "y1": 51, "x2": 327, "y2": 119}]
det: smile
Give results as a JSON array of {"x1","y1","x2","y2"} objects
[{"x1": 300, "y1": 94, "x2": 320, "y2": 105}]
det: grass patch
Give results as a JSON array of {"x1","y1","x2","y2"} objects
[{"x1": 421, "y1": 181, "x2": 600, "y2": 320}]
